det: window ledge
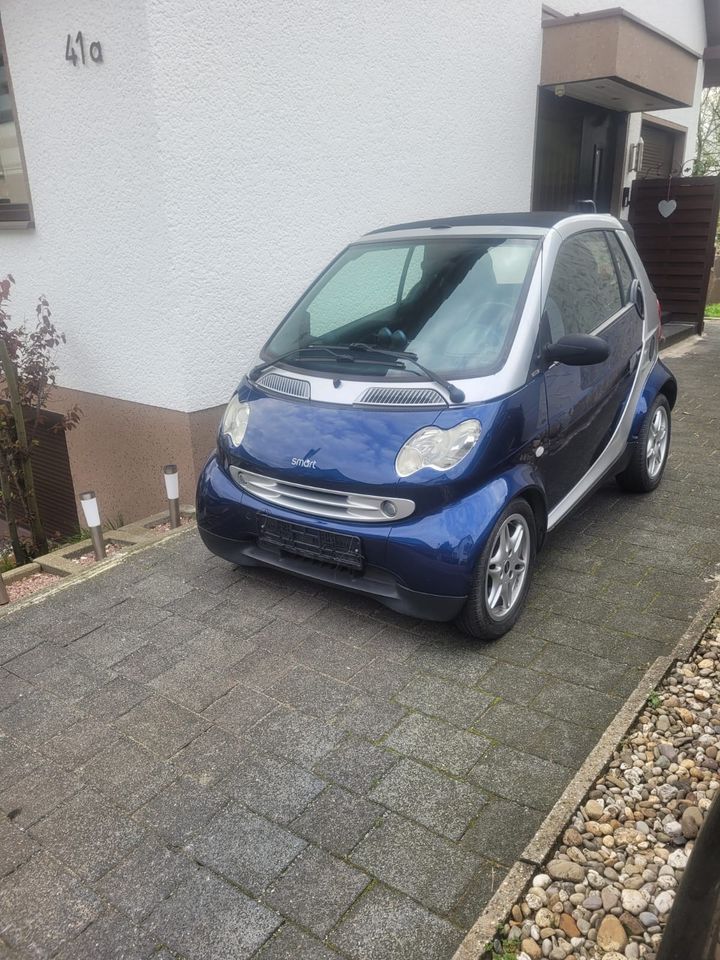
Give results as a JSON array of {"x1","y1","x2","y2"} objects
[{"x1": 0, "y1": 203, "x2": 33, "y2": 228}]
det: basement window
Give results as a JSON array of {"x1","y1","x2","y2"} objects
[{"x1": 0, "y1": 23, "x2": 32, "y2": 227}]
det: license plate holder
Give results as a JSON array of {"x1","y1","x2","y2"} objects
[{"x1": 257, "y1": 515, "x2": 363, "y2": 571}]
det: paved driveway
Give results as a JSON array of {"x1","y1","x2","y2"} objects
[{"x1": 1, "y1": 327, "x2": 719, "y2": 960}]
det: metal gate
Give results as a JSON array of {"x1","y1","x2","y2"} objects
[{"x1": 629, "y1": 175, "x2": 720, "y2": 335}]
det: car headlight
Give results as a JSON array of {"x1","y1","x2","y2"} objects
[
  {"x1": 395, "y1": 419, "x2": 481, "y2": 477},
  {"x1": 220, "y1": 395, "x2": 250, "y2": 447}
]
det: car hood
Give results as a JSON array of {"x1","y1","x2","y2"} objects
[{"x1": 230, "y1": 385, "x2": 446, "y2": 492}]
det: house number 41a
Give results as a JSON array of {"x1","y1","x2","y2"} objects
[{"x1": 65, "y1": 32, "x2": 103, "y2": 66}]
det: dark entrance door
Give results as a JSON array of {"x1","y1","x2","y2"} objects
[{"x1": 532, "y1": 89, "x2": 622, "y2": 213}]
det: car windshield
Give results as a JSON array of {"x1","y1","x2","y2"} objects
[{"x1": 263, "y1": 236, "x2": 539, "y2": 379}]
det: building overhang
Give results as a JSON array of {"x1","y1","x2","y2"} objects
[{"x1": 541, "y1": 8, "x2": 700, "y2": 111}]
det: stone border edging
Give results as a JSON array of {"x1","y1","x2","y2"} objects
[
  {"x1": 452, "y1": 577, "x2": 720, "y2": 960},
  {"x1": 0, "y1": 521, "x2": 197, "y2": 620}
]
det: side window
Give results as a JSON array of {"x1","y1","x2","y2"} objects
[
  {"x1": 545, "y1": 232, "x2": 623, "y2": 339},
  {"x1": 606, "y1": 231, "x2": 636, "y2": 304}
]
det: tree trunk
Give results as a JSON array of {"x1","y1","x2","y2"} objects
[
  {"x1": 0, "y1": 339, "x2": 48, "y2": 557},
  {"x1": 0, "y1": 460, "x2": 27, "y2": 565}
]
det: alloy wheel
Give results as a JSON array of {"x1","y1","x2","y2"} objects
[
  {"x1": 485, "y1": 513, "x2": 530, "y2": 621},
  {"x1": 646, "y1": 405, "x2": 669, "y2": 479}
]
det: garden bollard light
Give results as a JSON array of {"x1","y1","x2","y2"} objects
[
  {"x1": 163, "y1": 464, "x2": 181, "y2": 529},
  {"x1": 0, "y1": 575, "x2": 8, "y2": 605},
  {"x1": 79, "y1": 491, "x2": 106, "y2": 560}
]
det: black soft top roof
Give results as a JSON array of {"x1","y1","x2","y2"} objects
[{"x1": 368, "y1": 211, "x2": 598, "y2": 234}]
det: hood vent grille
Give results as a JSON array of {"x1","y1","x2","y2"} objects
[
  {"x1": 357, "y1": 386, "x2": 446, "y2": 407},
  {"x1": 257, "y1": 372, "x2": 311, "y2": 400}
]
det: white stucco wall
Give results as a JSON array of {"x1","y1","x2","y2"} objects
[
  {"x1": 0, "y1": 0, "x2": 544, "y2": 411},
  {"x1": 0, "y1": 0, "x2": 708, "y2": 411}
]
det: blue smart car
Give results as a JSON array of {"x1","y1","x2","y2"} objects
[{"x1": 197, "y1": 212, "x2": 676, "y2": 639}]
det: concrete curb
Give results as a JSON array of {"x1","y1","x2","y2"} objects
[{"x1": 452, "y1": 577, "x2": 720, "y2": 960}]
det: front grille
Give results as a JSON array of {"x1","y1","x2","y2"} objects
[
  {"x1": 258, "y1": 515, "x2": 363, "y2": 570},
  {"x1": 229, "y1": 467, "x2": 415, "y2": 522},
  {"x1": 256, "y1": 372, "x2": 311, "y2": 400},
  {"x1": 357, "y1": 386, "x2": 446, "y2": 407}
]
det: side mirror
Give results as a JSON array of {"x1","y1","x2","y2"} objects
[
  {"x1": 630, "y1": 278, "x2": 645, "y2": 318},
  {"x1": 545, "y1": 334, "x2": 609, "y2": 366}
]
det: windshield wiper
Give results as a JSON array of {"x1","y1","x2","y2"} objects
[
  {"x1": 346, "y1": 344, "x2": 465, "y2": 403},
  {"x1": 249, "y1": 344, "x2": 355, "y2": 381},
  {"x1": 250, "y1": 342, "x2": 465, "y2": 404}
]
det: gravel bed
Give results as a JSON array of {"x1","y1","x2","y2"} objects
[
  {"x1": 148, "y1": 515, "x2": 194, "y2": 533},
  {"x1": 6, "y1": 571, "x2": 61, "y2": 602},
  {"x1": 495, "y1": 615, "x2": 720, "y2": 960},
  {"x1": 70, "y1": 542, "x2": 125, "y2": 565}
]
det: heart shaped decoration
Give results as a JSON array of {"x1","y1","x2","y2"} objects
[{"x1": 658, "y1": 199, "x2": 677, "y2": 218}]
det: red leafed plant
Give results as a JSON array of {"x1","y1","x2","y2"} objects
[{"x1": 0, "y1": 275, "x2": 81, "y2": 564}]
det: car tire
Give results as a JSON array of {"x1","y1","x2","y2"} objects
[
  {"x1": 616, "y1": 394, "x2": 671, "y2": 493},
  {"x1": 455, "y1": 498, "x2": 536, "y2": 641}
]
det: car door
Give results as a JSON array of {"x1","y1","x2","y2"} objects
[{"x1": 539, "y1": 229, "x2": 643, "y2": 508}]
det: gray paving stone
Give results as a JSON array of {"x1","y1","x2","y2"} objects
[
  {"x1": 77, "y1": 677, "x2": 152, "y2": 720},
  {"x1": 530, "y1": 680, "x2": 622, "y2": 730},
  {"x1": 0, "y1": 817, "x2": 38, "y2": 877},
  {"x1": 450, "y1": 860, "x2": 506, "y2": 929},
  {"x1": 477, "y1": 661, "x2": 549, "y2": 704},
  {"x1": 395, "y1": 674, "x2": 494, "y2": 728},
  {"x1": 203, "y1": 684, "x2": 278, "y2": 736},
  {"x1": 200, "y1": 603, "x2": 273, "y2": 640},
  {"x1": 471, "y1": 699, "x2": 553, "y2": 747},
  {"x1": 350, "y1": 814, "x2": 478, "y2": 913},
  {"x1": 409, "y1": 642, "x2": 494, "y2": 686},
  {"x1": 385, "y1": 714, "x2": 489, "y2": 776},
  {"x1": 291, "y1": 786, "x2": 383, "y2": 855},
  {"x1": 131, "y1": 573, "x2": 196, "y2": 606},
  {"x1": 0, "y1": 735, "x2": 44, "y2": 790},
  {"x1": 143, "y1": 868, "x2": 281, "y2": 959},
  {"x1": 291, "y1": 633, "x2": 375, "y2": 681},
  {"x1": 69, "y1": 624, "x2": 149, "y2": 668},
  {"x1": 187, "y1": 802, "x2": 305, "y2": 894},
  {"x1": 527, "y1": 716, "x2": 602, "y2": 769},
  {"x1": 29, "y1": 788, "x2": 146, "y2": 881},
  {"x1": 108, "y1": 598, "x2": 170, "y2": 632},
  {"x1": 268, "y1": 666, "x2": 358, "y2": 719},
  {"x1": 114, "y1": 640, "x2": 187, "y2": 683},
  {"x1": 80, "y1": 737, "x2": 177, "y2": 811},
  {"x1": 134, "y1": 776, "x2": 228, "y2": 844},
  {"x1": 0, "y1": 690, "x2": 83, "y2": 749},
  {"x1": 256, "y1": 923, "x2": 340, "y2": 960},
  {"x1": 461, "y1": 798, "x2": 546, "y2": 865},
  {"x1": 178, "y1": 626, "x2": 258, "y2": 670},
  {"x1": 270, "y1": 591, "x2": 329, "y2": 623},
  {"x1": 333, "y1": 694, "x2": 406, "y2": 741},
  {"x1": 5, "y1": 642, "x2": 65, "y2": 680},
  {"x1": 0, "y1": 759, "x2": 81, "y2": 827},
  {"x1": 0, "y1": 670, "x2": 32, "y2": 710},
  {"x1": 350, "y1": 659, "x2": 416, "y2": 698},
  {"x1": 40, "y1": 717, "x2": 118, "y2": 770},
  {"x1": 150, "y1": 659, "x2": 236, "y2": 712},
  {"x1": 0, "y1": 852, "x2": 103, "y2": 957},
  {"x1": 222, "y1": 751, "x2": 325, "y2": 823},
  {"x1": 250, "y1": 707, "x2": 344, "y2": 767},
  {"x1": 244, "y1": 617, "x2": 315, "y2": 654},
  {"x1": 314, "y1": 737, "x2": 397, "y2": 794},
  {"x1": 52, "y1": 908, "x2": 159, "y2": 960},
  {"x1": 231, "y1": 647, "x2": 295, "y2": 690},
  {"x1": 331, "y1": 884, "x2": 463, "y2": 960},
  {"x1": 33, "y1": 654, "x2": 110, "y2": 703},
  {"x1": 370, "y1": 758, "x2": 488, "y2": 840},
  {"x1": 468, "y1": 745, "x2": 572, "y2": 811},
  {"x1": 311, "y1": 604, "x2": 383, "y2": 644},
  {"x1": 358, "y1": 625, "x2": 423, "y2": 663},
  {"x1": 531, "y1": 639, "x2": 643, "y2": 695},
  {"x1": 265, "y1": 845, "x2": 369, "y2": 937},
  {"x1": 173, "y1": 726, "x2": 251, "y2": 786},
  {"x1": 115, "y1": 695, "x2": 209, "y2": 759},
  {"x1": 95, "y1": 840, "x2": 198, "y2": 922}
]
